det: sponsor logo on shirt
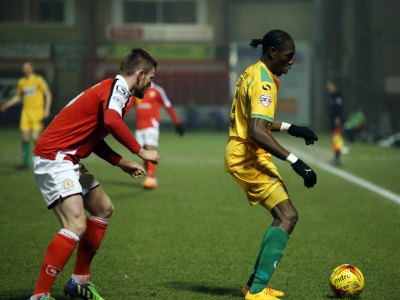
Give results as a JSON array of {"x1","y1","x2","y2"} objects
[
  {"x1": 137, "y1": 102, "x2": 152, "y2": 109},
  {"x1": 260, "y1": 94, "x2": 272, "y2": 107},
  {"x1": 115, "y1": 84, "x2": 127, "y2": 96},
  {"x1": 23, "y1": 87, "x2": 36, "y2": 96},
  {"x1": 262, "y1": 83, "x2": 272, "y2": 91}
]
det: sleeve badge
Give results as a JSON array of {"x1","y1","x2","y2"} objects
[
  {"x1": 259, "y1": 94, "x2": 272, "y2": 107},
  {"x1": 111, "y1": 95, "x2": 125, "y2": 108}
]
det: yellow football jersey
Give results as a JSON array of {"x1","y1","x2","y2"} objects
[
  {"x1": 225, "y1": 60, "x2": 280, "y2": 172},
  {"x1": 17, "y1": 73, "x2": 48, "y2": 111}
]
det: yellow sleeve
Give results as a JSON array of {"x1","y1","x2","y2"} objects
[
  {"x1": 38, "y1": 76, "x2": 49, "y2": 92},
  {"x1": 249, "y1": 81, "x2": 276, "y2": 122}
]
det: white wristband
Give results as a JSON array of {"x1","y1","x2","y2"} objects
[
  {"x1": 280, "y1": 122, "x2": 291, "y2": 131},
  {"x1": 286, "y1": 153, "x2": 298, "y2": 164}
]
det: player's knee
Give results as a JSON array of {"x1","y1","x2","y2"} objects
[
  {"x1": 95, "y1": 201, "x2": 114, "y2": 219},
  {"x1": 282, "y1": 209, "x2": 298, "y2": 229},
  {"x1": 103, "y1": 203, "x2": 114, "y2": 218},
  {"x1": 67, "y1": 216, "x2": 87, "y2": 238}
]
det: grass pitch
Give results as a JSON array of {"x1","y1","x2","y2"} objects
[{"x1": 0, "y1": 127, "x2": 399, "y2": 299}]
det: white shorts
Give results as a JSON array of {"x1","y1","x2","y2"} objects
[
  {"x1": 33, "y1": 153, "x2": 99, "y2": 209},
  {"x1": 135, "y1": 127, "x2": 159, "y2": 147}
]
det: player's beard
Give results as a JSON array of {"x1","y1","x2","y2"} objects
[{"x1": 133, "y1": 77, "x2": 145, "y2": 98}]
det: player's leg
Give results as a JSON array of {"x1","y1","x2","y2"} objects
[
  {"x1": 245, "y1": 188, "x2": 295, "y2": 298},
  {"x1": 231, "y1": 166, "x2": 287, "y2": 299},
  {"x1": 72, "y1": 185, "x2": 113, "y2": 282},
  {"x1": 19, "y1": 130, "x2": 31, "y2": 168},
  {"x1": 31, "y1": 195, "x2": 85, "y2": 297},
  {"x1": 135, "y1": 129, "x2": 156, "y2": 188},
  {"x1": 65, "y1": 166, "x2": 109, "y2": 299},
  {"x1": 142, "y1": 127, "x2": 159, "y2": 189},
  {"x1": 31, "y1": 111, "x2": 44, "y2": 144},
  {"x1": 19, "y1": 110, "x2": 31, "y2": 169},
  {"x1": 31, "y1": 157, "x2": 87, "y2": 298}
]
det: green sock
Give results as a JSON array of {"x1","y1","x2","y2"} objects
[
  {"x1": 22, "y1": 141, "x2": 30, "y2": 167},
  {"x1": 250, "y1": 226, "x2": 289, "y2": 294},
  {"x1": 246, "y1": 229, "x2": 269, "y2": 287}
]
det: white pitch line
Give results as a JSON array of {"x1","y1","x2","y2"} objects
[{"x1": 292, "y1": 148, "x2": 400, "y2": 205}]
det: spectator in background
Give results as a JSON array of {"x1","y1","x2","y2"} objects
[
  {"x1": 0, "y1": 61, "x2": 52, "y2": 169},
  {"x1": 133, "y1": 83, "x2": 184, "y2": 189},
  {"x1": 326, "y1": 80, "x2": 344, "y2": 165}
]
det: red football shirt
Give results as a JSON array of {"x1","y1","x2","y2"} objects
[
  {"x1": 134, "y1": 83, "x2": 180, "y2": 130},
  {"x1": 34, "y1": 75, "x2": 141, "y2": 164}
]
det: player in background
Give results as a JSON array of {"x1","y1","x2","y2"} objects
[
  {"x1": 133, "y1": 83, "x2": 184, "y2": 189},
  {"x1": 29, "y1": 48, "x2": 160, "y2": 300},
  {"x1": 225, "y1": 30, "x2": 318, "y2": 300},
  {"x1": 0, "y1": 61, "x2": 52, "y2": 169}
]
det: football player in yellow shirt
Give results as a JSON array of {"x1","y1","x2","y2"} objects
[
  {"x1": 225, "y1": 29, "x2": 318, "y2": 300},
  {"x1": 0, "y1": 61, "x2": 52, "y2": 169}
]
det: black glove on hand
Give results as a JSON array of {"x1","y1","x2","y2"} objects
[
  {"x1": 175, "y1": 124, "x2": 185, "y2": 136},
  {"x1": 288, "y1": 125, "x2": 318, "y2": 145},
  {"x1": 291, "y1": 159, "x2": 317, "y2": 188}
]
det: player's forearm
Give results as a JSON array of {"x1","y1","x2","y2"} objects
[
  {"x1": 104, "y1": 109, "x2": 142, "y2": 154},
  {"x1": 2, "y1": 95, "x2": 21, "y2": 110},
  {"x1": 271, "y1": 120, "x2": 283, "y2": 132},
  {"x1": 44, "y1": 90, "x2": 52, "y2": 110},
  {"x1": 93, "y1": 140, "x2": 122, "y2": 165},
  {"x1": 250, "y1": 118, "x2": 290, "y2": 160},
  {"x1": 250, "y1": 127, "x2": 290, "y2": 161},
  {"x1": 166, "y1": 106, "x2": 180, "y2": 125}
]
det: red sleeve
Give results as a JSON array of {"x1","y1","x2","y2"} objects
[
  {"x1": 104, "y1": 109, "x2": 141, "y2": 154},
  {"x1": 165, "y1": 106, "x2": 180, "y2": 125},
  {"x1": 93, "y1": 140, "x2": 122, "y2": 166}
]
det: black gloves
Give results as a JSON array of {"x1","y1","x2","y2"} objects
[
  {"x1": 175, "y1": 124, "x2": 185, "y2": 136},
  {"x1": 288, "y1": 125, "x2": 318, "y2": 145},
  {"x1": 291, "y1": 159, "x2": 317, "y2": 188}
]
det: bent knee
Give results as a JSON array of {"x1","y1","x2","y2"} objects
[
  {"x1": 95, "y1": 202, "x2": 114, "y2": 219},
  {"x1": 277, "y1": 208, "x2": 298, "y2": 231},
  {"x1": 65, "y1": 217, "x2": 87, "y2": 238},
  {"x1": 284, "y1": 207, "x2": 298, "y2": 222},
  {"x1": 103, "y1": 203, "x2": 114, "y2": 218}
]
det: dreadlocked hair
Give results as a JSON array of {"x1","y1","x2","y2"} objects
[{"x1": 249, "y1": 29, "x2": 293, "y2": 53}]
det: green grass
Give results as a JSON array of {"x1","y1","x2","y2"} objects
[{"x1": 0, "y1": 128, "x2": 399, "y2": 299}]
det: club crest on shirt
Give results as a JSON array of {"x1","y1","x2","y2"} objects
[
  {"x1": 63, "y1": 179, "x2": 74, "y2": 189},
  {"x1": 259, "y1": 94, "x2": 272, "y2": 107},
  {"x1": 112, "y1": 95, "x2": 125, "y2": 108}
]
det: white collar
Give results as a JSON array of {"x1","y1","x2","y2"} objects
[{"x1": 115, "y1": 75, "x2": 130, "y2": 94}]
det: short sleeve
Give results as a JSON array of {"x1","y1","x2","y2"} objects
[
  {"x1": 106, "y1": 82, "x2": 130, "y2": 116},
  {"x1": 249, "y1": 81, "x2": 276, "y2": 122},
  {"x1": 38, "y1": 76, "x2": 49, "y2": 92}
]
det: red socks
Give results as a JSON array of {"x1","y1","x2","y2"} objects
[
  {"x1": 145, "y1": 160, "x2": 157, "y2": 178},
  {"x1": 32, "y1": 217, "x2": 108, "y2": 295},
  {"x1": 73, "y1": 217, "x2": 108, "y2": 278},
  {"x1": 33, "y1": 229, "x2": 79, "y2": 295}
]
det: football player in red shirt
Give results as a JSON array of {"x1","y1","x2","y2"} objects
[
  {"x1": 29, "y1": 49, "x2": 160, "y2": 300},
  {"x1": 133, "y1": 83, "x2": 184, "y2": 189}
]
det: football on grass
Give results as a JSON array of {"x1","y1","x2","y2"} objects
[{"x1": 329, "y1": 264, "x2": 364, "y2": 298}]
